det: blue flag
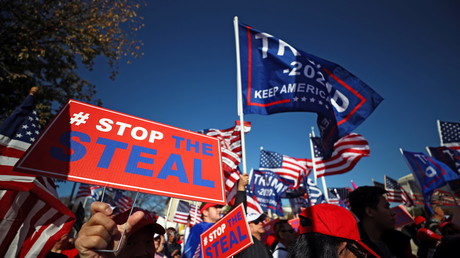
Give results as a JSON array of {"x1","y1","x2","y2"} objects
[
  {"x1": 427, "y1": 146, "x2": 460, "y2": 176},
  {"x1": 251, "y1": 169, "x2": 288, "y2": 216},
  {"x1": 238, "y1": 23, "x2": 383, "y2": 157},
  {"x1": 401, "y1": 150, "x2": 460, "y2": 213}
]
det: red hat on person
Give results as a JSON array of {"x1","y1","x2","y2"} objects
[
  {"x1": 114, "y1": 207, "x2": 165, "y2": 235},
  {"x1": 200, "y1": 203, "x2": 224, "y2": 214},
  {"x1": 414, "y1": 216, "x2": 426, "y2": 225},
  {"x1": 299, "y1": 203, "x2": 380, "y2": 258}
]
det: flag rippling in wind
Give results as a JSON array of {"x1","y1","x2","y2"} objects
[
  {"x1": 189, "y1": 203, "x2": 202, "y2": 225},
  {"x1": 259, "y1": 149, "x2": 309, "y2": 188},
  {"x1": 384, "y1": 175, "x2": 414, "y2": 207},
  {"x1": 310, "y1": 133, "x2": 370, "y2": 177},
  {"x1": 0, "y1": 91, "x2": 75, "y2": 257},
  {"x1": 113, "y1": 190, "x2": 133, "y2": 212},
  {"x1": 199, "y1": 121, "x2": 251, "y2": 198},
  {"x1": 173, "y1": 200, "x2": 191, "y2": 224},
  {"x1": 237, "y1": 21, "x2": 383, "y2": 158},
  {"x1": 401, "y1": 150, "x2": 460, "y2": 213},
  {"x1": 438, "y1": 120, "x2": 460, "y2": 150},
  {"x1": 328, "y1": 187, "x2": 351, "y2": 209},
  {"x1": 304, "y1": 178, "x2": 325, "y2": 206},
  {"x1": 75, "y1": 183, "x2": 102, "y2": 200}
]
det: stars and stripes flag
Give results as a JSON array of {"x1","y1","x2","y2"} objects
[
  {"x1": 189, "y1": 203, "x2": 202, "y2": 225},
  {"x1": 173, "y1": 200, "x2": 191, "y2": 224},
  {"x1": 113, "y1": 190, "x2": 133, "y2": 212},
  {"x1": 75, "y1": 183, "x2": 102, "y2": 200},
  {"x1": 246, "y1": 190, "x2": 264, "y2": 214},
  {"x1": 259, "y1": 149, "x2": 309, "y2": 188},
  {"x1": 384, "y1": 175, "x2": 414, "y2": 207},
  {"x1": 328, "y1": 187, "x2": 351, "y2": 209},
  {"x1": 0, "y1": 92, "x2": 75, "y2": 257},
  {"x1": 309, "y1": 133, "x2": 370, "y2": 177},
  {"x1": 199, "y1": 121, "x2": 251, "y2": 198},
  {"x1": 438, "y1": 120, "x2": 460, "y2": 150}
]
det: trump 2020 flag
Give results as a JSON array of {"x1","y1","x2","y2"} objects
[
  {"x1": 251, "y1": 169, "x2": 288, "y2": 216},
  {"x1": 401, "y1": 149, "x2": 460, "y2": 213},
  {"x1": 238, "y1": 22, "x2": 383, "y2": 157}
]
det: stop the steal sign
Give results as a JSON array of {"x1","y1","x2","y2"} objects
[{"x1": 15, "y1": 100, "x2": 225, "y2": 204}]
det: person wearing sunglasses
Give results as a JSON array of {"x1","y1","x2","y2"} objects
[
  {"x1": 234, "y1": 212, "x2": 273, "y2": 258},
  {"x1": 183, "y1": 173, "x2": 250, "y2": 258},
  {"x1": 272, "y1": 220, "x2": 297, "y2": 258},
  {"x1": 289, "y1": 203, "x2": 380, "y2": 258}
]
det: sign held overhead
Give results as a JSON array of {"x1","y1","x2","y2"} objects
[{"x1": 15, "y1": 100, "x2": 225, "y2": 204}]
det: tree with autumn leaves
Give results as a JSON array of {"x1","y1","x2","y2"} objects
[{"x1": 0, "y1": 0, "x2": 146, "y2": 122}]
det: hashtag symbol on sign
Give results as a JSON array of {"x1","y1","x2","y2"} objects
[{"x1": 70, "y1": 112, "x2": 90, "y2": 126}]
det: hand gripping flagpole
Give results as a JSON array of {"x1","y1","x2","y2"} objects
[{"x1": 234, "y1": 16, "x2": 248, "y2": 175}]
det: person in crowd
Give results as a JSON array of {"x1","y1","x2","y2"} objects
[
  {"x1": 154, "y1": 234, "x2": 166, "y2": 258},
  {"x1": 401, "y1": 215, "x2": 426, "y2": 247},
  {"x1": 183, "y1": 173, "x2": 249, "y2": 258},
  {"x1": 349, "y1": 186, "x2": 414, "y2": 258},
  {"x1": 416, "y1": 223, "x2": 442, "y2": 258},
  {"x1": 288, "y1": 203, "x2": 379, "y2": 258},
  {"x1": 433, "y1": 220, "x2": 460, "y2": 258},
  {"x1": 234, "y1": 212, "x2": 273, "y2": 258},
  {"x1": 426, "y1": 205, "x2": 445, "y2": 235},
  {"x1": 165, "y1": 227, "x2": 181, "y2": 258},
  {"x1": 75, "y1": 202, "x2": 165, "y2": 258},
  {"x1": 272, "y1": 220, "x2": 297, "y2": 258}
]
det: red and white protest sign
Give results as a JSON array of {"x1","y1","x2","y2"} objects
[
  {"x1": 200, "y1": 203, "x2": 253, "y2": 258},
  {"x1": 15, "y1": 100, "x2": 225, "y2": 204}
]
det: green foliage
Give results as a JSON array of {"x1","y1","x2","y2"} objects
[{"x1": 0, "y1": 0, "x2": 146, "y2": 123}]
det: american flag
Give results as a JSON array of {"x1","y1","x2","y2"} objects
[
  {"x1": 0, "y1": 93, "x2": 75, "y2": 257},
  {"x1": 310, "y1": 133, "x2": 370, "y2": 177},
  {"x1": 259, "y1": 149, "x2": 309, "y2": 188},
  {"x1": 407, "y1": 180, "x2": 425, "y2": 205},
  {"x1": 328, "y1": 187, "x2": 351, "y2": 209},
  {"x1": 200, "y1": 121, "x2": 251, "y2": 197},
  {"x1": 173, "y1": 200, "x2": 191, "y2": 224},
  {"x1": 246, "y1": 190, "x2": 264, "y2": 214},
  {"x1": 373, "y1": 179, "x2": 385, "y2": 189},
  {"x1": 438, "y1": 120, "x2": 460, "y2": 150},
  {"x1": 75, "y1": 183, "x2": 102, "y2": 200},
  {"x1": 113, "y1": 190, "x2": 133, "y2": 212},
  {"x1": 384, "y1": 175, "x2": 414, "y2": 207},
  {"x1": 189, "y1": 203, "x2": 202, "y2": 225}
]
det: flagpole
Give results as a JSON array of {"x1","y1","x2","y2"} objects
[
  {"x1": 234, "y1": 16, "x2": 248, "y2": 175},
  {"x1": 310, "y1": 127, "x2": 329, "y2": 202}
]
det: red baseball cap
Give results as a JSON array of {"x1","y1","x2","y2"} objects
[
  {"x1": 299, "y1": 204, "x2": 380, "y2": 258},
  {"x1": 114, "y1": 207, "x2": 165, "y2": 236},
  {"x1": 414, "y1": 216, "x2": 426, "y2": 225},
  {"x1": 200, "y1": 203, "x2": 224, "y2": 214}
]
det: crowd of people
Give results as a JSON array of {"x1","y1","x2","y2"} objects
[{"x1": 46, "y1": 182, "x2": 459, "y2": 258}]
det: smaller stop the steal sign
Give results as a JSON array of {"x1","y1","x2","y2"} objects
[{"x1": 15, "y1": 100, "x2": 225, "y2": 204}]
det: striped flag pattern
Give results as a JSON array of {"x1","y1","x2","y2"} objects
[
  {"x1": 310, "y1": 133, "x2": 370, "y2": 177},
  {"x1": 438, "y1": 120, "x2": 460, "y2": 150},
  {"x1": 173, "y1": 200, "x2": 191, "y2": 224},
  {"x1": 384, "y1": 175, "x2": 414, "y2": 207},
  {"x1": 259, "y1": 149, "x2": 309, "y2": 188},
  {"x1": 199, "y1": 121, "x2": 251, "y2": 197},
  {"x1": 113, "y1": 190, "x2": 133, "y2": 212},
  {"x1": 189, "y1": 203, "x2": 202, "y2": 225},
  {"x1": 75, "y1": 183, "x2": 102, "y2": 200},
  {"x1": 246, "y1": 190, "x2": 264, "y2": 214},
  {"x1": 0, "y1": 93, "x2": 75, "y2": 257}
]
